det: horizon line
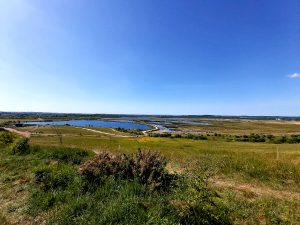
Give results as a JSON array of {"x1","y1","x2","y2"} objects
[{"x1": 1, "y1": 111, "x2": 299, "y2": 118}]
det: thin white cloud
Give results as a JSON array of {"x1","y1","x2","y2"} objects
[{"x1": 288, "y1": 73, "x2": 300, "y2": 79}]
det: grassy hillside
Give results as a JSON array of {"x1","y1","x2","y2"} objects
[
  {"x1": 30, "y1": 135, "x2": 300, "y2": 189},
  {"x1": 1, "y1": 129, "x2": 300, "y2": 224},
  {"x1": 0, "y1": 137, "x2": 230, "y2": 224}
]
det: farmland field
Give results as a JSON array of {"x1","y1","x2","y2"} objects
[{"x1": 171, "y1": 119, "x2": 300, "y2": 135}]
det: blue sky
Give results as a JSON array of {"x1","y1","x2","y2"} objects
[{"x1": 0, "y1": 0, "x2": 299, "y2": 115}]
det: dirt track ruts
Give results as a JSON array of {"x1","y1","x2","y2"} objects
[{"x1": 3, "y1": 128, "x2": 31, "y2": 138}]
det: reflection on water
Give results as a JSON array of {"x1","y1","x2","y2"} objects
[{"x1": 24, "y1": 120, "x2": 150, "y2": 130}]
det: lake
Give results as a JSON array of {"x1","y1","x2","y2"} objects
[{"x1": 24, "y1": 120, "x2": 150, "y2": 130}]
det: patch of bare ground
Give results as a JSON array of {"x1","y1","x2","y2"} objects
[
  {"x1": 165, "y1": 163, "x2": 184, "y2": 174},
  {"x1": 75, "y1": 127, "x2": 137, "y2": 138},
  {"x1": 211, "y1": 177, "x2": 300, "y2": 201},
  {"x1": 4, "y1": 128, "x2": 31, "y2": 138}
]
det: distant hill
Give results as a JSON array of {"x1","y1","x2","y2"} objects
[{"x1": 0, "y1": 111, "x2": 299, "y2": 121}]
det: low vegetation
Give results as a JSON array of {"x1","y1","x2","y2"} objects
[
  {"x1": 0, "y1": 131, "x2": 15, "y2": 145},
  {"x1": 80, "y1": 149, "x2": 174, "y2": 191},
  {"x1": 175, "y1": 119, "x2": 300, "y2": 135},
  {"x1": 150, "y1": 132, "x2": 300, "y2": 144},
  {"x1": 11, "y1": 138, "x2": 30, "y2": 155},
  {"x1": 115, "y1": 127, "x2": 144, "y2": 135},
  {"x1": 0, "y1": 136, "x2": 230, "y2": 224},
  {"x1": 1, "y1": 120, "x2": 300, "y2": 224},
  {"x1": 150, "y1": 132, "x2": 208, "y2": 140}
]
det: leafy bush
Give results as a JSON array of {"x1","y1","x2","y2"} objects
[
  {"x1": 80, "y1": 150, "x2": 174, "y2": 191},
  {"x1": 273, "y1": 136, "x2": 287, "y2": 144},
  {"x1": 11, "y1": 138, "x2": 30, "y2": 154},
  {"x1": 287, "y1": 135, "x2": 300, "y2": 144},
  {"x1": 0, "y1": 132, "x2": 15, "y2": 145},
  {"x1": 33, "y1": 165, "x2": 75, "y2": 191},
  {"x1": 79, "y1": 151, "x2": 133, "y2": 184},
  {"x1": 132, "y1": 149, "x2": 172, "y2": 191}
]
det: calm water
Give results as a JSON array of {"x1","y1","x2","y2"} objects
[{"x1": 24, "y1": 120, "x2": 150, "y2": 130}]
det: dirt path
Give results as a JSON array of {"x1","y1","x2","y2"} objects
[
  {"x1": 4, "y1": 126, "x2": 138, "y2": 138},
  {"x1": 3, "y1": 125, "x2": 160, "y2": 139},
  {"x1": 74, "y1": 127, "x2": 137, "y2": 138},
  {"x1": 212, "y1": 178, "x2": 300, "y2": 201},
  {"x1": 4, "y1": 128, "x2": 31, "y2": 138}
]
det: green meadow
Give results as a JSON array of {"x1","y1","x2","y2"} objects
[
  {"x1": 1, "y1": 123, "x2": 300, "y2": 224},
  {"x1": 174, "y1": 119, "x2": 300, "y2": 135}
]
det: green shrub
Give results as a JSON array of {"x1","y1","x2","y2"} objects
[
  {"x1": 80, "y1": 150, "x2": 174, "y2": 191},
  {"x1": 11, "y1": 138, "x2": 30, "y2": 154},
  {"x1": 0, "y1": 132, "x2": 15, "y2": 145},
  {"x1": 149, "y1": 133, "x2": 172, "y2": 137},
  {"x1": 33, "y1": 165, "x2": 75, "y2": 191},
  {"x1": 287, "y1": 135, "x2": 300, "y2": 144},
  {"x1": 149, "y1": 133, "x2": 209, "y2": 141},
  {"x1": 273, "y1": 136, "x2": 287, "y2": 144},
  {"x1": 132, "y1": 149, "x2": 172, "y2": 191},
  {"x1": 79, "y1": 151, "x2": 133, "y2": 184},
  {"x1": 115, "y1": 127, "x2": 143, "y2": 135}
]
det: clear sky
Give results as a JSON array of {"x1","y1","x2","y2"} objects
[{"x1": 0, "y1": 0, "x2": 299, "y2": 115}]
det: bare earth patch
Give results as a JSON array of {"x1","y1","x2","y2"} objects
[
  {"x1": 211, "y1": 178, "x2": 300, "y2": 201},
  {"x1": 4, "y1": 128, "x2": 31, "y2": 138}
]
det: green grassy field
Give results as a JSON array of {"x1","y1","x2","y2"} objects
[
  {"x1": 81, "y1": 126, "x2": 136, "y2": 136},
  {"x1": 15, "y1": 125, "x2": 132, "y2": 136},
  {"x1": 1, "y1": 121, "x2": 300, "y2": 224},
  {"x1": 174, "y1": 120, "x2": 300, "y2": 135},
  {"x1": 30, "y1": 135, "x2": 300, "y2": 188}
]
